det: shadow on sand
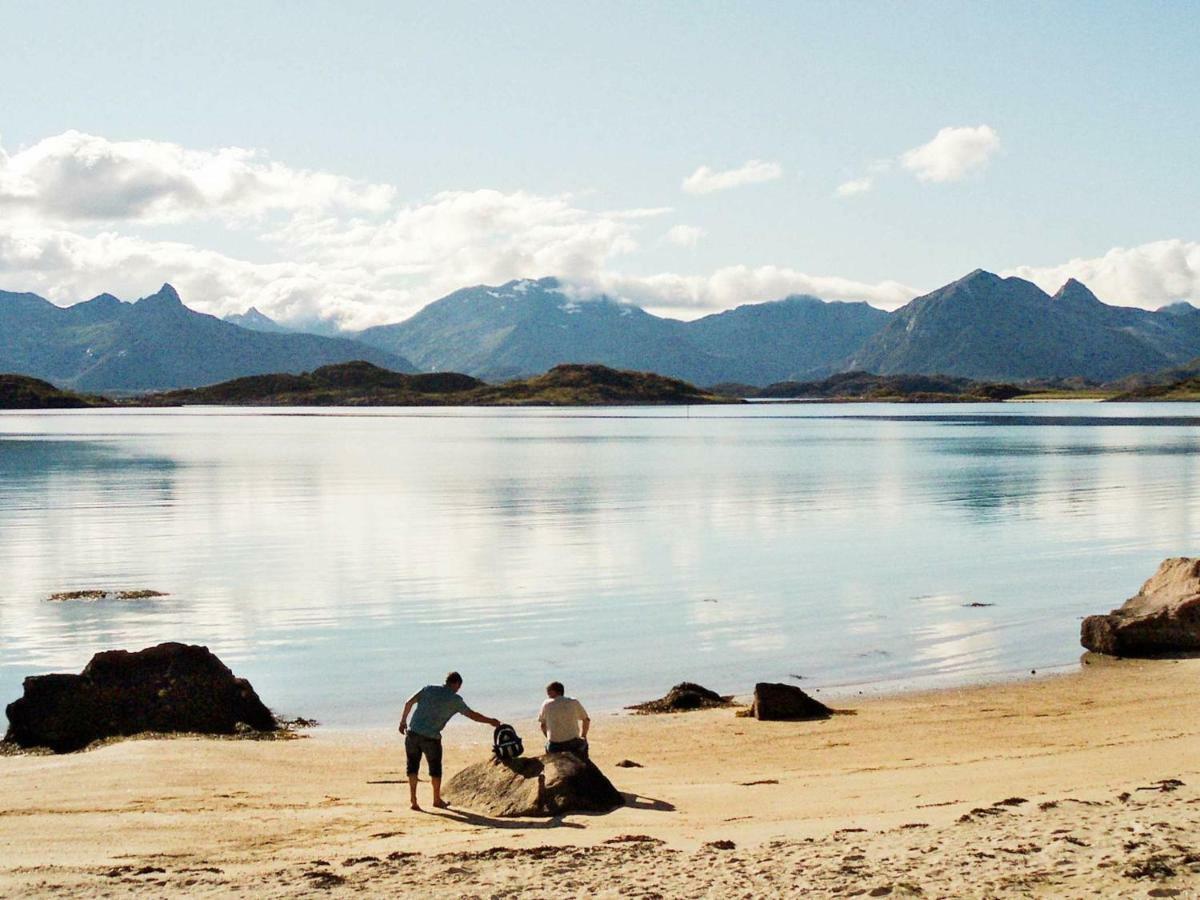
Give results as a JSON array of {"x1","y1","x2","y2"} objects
[
  {"x1": 424, "y1": 807, "x2": 587, "y2": 830},
  {"x1": 620, "y1": 792, "x2": 675, "y2": 812},
  {"x1": 420, "y1": 792, "x2": 675, "y2": 828}
]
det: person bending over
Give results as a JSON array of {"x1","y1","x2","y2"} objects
[
  {"x1": 399, "y1": 671, "x2": 500, "y2": 810},
  {"x1": 539, "y1": 680, "x2": 590, "y2": 760}
]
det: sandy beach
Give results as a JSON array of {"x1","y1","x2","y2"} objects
[{"x1": 2, "y1": 656, "x2": 1199, "y2": 897}]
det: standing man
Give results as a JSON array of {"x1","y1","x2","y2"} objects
[
  {"x1": 399, "y1": 671, "x2": 500, "y2": 811},
  {"x1": 538, "y1": 680, "x2": 590, "y2": 760}
]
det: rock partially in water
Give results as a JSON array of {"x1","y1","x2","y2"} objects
[
  {"x1": 1081, "y1": 557, "x2": 1200, "y2": 656},
  {"x1": 749, "y1": 682, "x2": 832, "y2": 721},
  {"x1": 47, "y1": 589, "x2": 168, "y2": 602},
  {"x1": 443, "y1": 753, "x2": 623, "y2": 817},
  {"x1": 626, "y1": 682, "x2": 733, "y2": 714},
  {"x1": 3, "y1": 642, "x2": 277, "y2": 753}
]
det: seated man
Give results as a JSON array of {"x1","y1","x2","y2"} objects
[
  {"x1": 399, "y1": 671, "x2": 500, "y2": 811},
  {"x1": 538, "y1": 680, "x2": 590, "y2": 760}
]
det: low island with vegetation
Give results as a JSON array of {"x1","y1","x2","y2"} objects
[
  {"x1": 0, "y1": 375, "x2": 112, "y2": 410},
  {"x1": 12, "y1": 358, "x2": 1200, "y2": 410},
  {"x1": 133, "y1": 362, "x2": 738, "y2": 407}
]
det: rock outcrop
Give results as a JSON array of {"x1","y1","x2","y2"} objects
[
  {"x1": 627, "y1": 682, "x2": 732, "y2": 714},
  {"x1": 3, "y1": 642, "x2": 277, "y2": 753},
  {"x1": 443, "y1": 753, "x2": 624, "y2": 817},
  {"x1": 749, "y1": 682, "x2": 832, "y2": 721},
  {"x1": 1081, "y1": 558, "x2": 1200, "y2": 656}
]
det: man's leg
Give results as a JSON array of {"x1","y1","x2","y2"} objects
[
  {"x1": 405, "y1": 734, "x2": 422, "y2": 810},
  {"x1": 429, "y1": 739, "x2": 447, "y2": 807}
]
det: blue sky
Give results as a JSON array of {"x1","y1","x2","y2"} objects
[{"x1": 0, "y1": 1, "x2": 1197, "y2": 327}]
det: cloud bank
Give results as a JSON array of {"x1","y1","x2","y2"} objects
[
  {"x1": 0, "y1": 130, "x2": 393, "y2": 223},
  {"x1": 1006, "y1": 239, "x2": 1200, "y2": 309}
]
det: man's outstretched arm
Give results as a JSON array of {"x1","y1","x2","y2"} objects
[
  {"x1": 464, "y1": 709, "x2": 502, "y2": 728},
  {"x1": 398, "y1": 691, "x2": 421, "y2": 733}
]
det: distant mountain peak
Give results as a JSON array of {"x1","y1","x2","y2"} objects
[
  {"x1": 1053, "y1": 278, "x2": 1104, "y2": 308},
  {"x1": 85, "y1": 292, "x2": 122, "y2": 306},
  {"x1": 953, "y1": 268, "x2": 1002, "y2": 289},
  {"x1": 137, "y1": 283, "x2": 184, "y2": 309},
  {"x1": 224, "y1": 305, "x2": 292, "y2": 334}
]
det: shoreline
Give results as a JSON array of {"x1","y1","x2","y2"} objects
[{"x1": 3, "y1": 655, "x2": 1199, "y2": 896}]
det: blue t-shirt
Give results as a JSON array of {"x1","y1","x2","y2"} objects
[{"x1": 408, "y1": 685, "x2": 470, "y2": 739}]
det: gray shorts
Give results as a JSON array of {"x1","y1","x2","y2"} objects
[{"x1": 405, "y1": 732, "x2": 444, "y2": 778}]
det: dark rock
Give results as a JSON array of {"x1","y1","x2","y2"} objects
[
  {"x1": 1081, "y1": 558, "x2": 1200, "y2": 656},
  {"x1": 749, "y1": 682, "x2": 832, "y2": 721},
  {"x1": 3, "y1": 642, "x2": 277, "y2": 753},
  {"x1": 615, "y1": 759, "x2": 643, "y2": 768},
  {"x1": 442, "y1": 753, "x2": 623, "y2": 817},
  {"x1": 627, "y1": 682, "x2": 733, "y2": 714}
]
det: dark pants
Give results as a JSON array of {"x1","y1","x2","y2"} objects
[
  {"x1": 405, "y1": 732, "x2": 444, "y2": 778},
  {"x1": 547, "y1": 737, "x2": 589, "y2": 760}
]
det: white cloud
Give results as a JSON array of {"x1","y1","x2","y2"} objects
[
  {"x1": 0, "y1": 185, "x2": 647, "y2": 329},
  {"x1": 663, "y1": 224, "x2": 705, "y2": 248},
  {"x1": 584, "y1": 265, "x2": 920, "y2": 317},
  {"x1": 900, "y1": 125, "x2": 1000, "y2": 183},
  {"x1": 834, "y1": 176, "x2": 874, "y2": 198},
  {"x1": 0, "y1": 130, "x2": 394, "y2": 223},
  {"x1": 1005, "y1": 239, "x2": 1200, "y2": 309},
  {"x1": 681, "y1": 159, "x2": 782, "y2": 194}
]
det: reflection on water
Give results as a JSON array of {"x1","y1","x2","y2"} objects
[{"x1": 2, "y1": 404, "x2": 1199, "y2": 726}]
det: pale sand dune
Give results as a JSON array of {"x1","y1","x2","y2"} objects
[{"x1": 3, "y1": 657, "x2": 1200, "y2": 897}]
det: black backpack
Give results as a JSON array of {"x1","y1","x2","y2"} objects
[{"x1": 493, "y1": 723, "x2": 524, "y2": 760}]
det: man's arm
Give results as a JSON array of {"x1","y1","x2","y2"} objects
[
  {"x1": 464, "y1": 709, "x2": 502, "y2": 728},
  {"x1": 578, "y1": 702, "x2": 590, "y2": 740},
  {"x1": 397, "y1": 691, "x2": 421, "y2": 734}
]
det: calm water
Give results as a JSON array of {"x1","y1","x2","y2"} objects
[{"x1": 2, "y1": 403, "x2": 1199, "y2": 727}]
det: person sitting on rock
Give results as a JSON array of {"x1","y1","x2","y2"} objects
[
  {"x1": 539, "y1": 680, "x2": 590, "y2": 760},
  {"x1": 398, "y1": 671, "x2": 500, "y2": 811}
]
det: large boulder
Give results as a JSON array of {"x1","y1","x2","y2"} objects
[
  {"x1": 443, "y1": 753, "x2": 624, "y2": 817},
  {"x1": 1081, "y1": 558, "x2": 1200, "y2": 656},
  {"x1": 4, "y1": 642, "x2": 277, "y2": 753},
  {"x1": 749, "y1": 682, "x2": 832, "y2": 721}
]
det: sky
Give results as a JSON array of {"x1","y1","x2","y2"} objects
[{"x1": 0, "y1": 0, "x2": 1198, "y2": 329}]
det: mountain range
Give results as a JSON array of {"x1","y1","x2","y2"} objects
[
  {"x1": 353, "y1": 277, "x2": 888, "y2": 385},
  {"x1": 0, "y1": 285, "x2": 413, "y2": 392},
  {"x1": 847, "y1": 270, "x2": 1200, "y2": 382},
  {"x1": 3, "y1": 270, "x2": 1199, "y2": 393}
]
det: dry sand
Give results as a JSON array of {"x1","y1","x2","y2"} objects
[{"x1": 3, "y1": 656, "x2": 1200, "y2": 897}]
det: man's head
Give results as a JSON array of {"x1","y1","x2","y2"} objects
[
  {"x1": 546, "y1": 681, "x2": 564, "y2": 698},
  {"x1": 445, "y1": 671, "x2": 463, "y2": 692}
]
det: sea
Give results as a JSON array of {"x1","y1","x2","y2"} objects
[{"x1": 2, "y1": 403, "x2": 1198, "y2": 727}]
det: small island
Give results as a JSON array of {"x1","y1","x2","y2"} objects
[
  {"x1": 134, "y1": 362, "x2": 738, "y2": 407},
  {"x1": 0, "y1": 375, "x2": 112, "y2": 410}
]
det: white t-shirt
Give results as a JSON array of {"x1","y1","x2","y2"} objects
[{"x1": 539, "y1": 696, "x2": 588, "y2": 743}]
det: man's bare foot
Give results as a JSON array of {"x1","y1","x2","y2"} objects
[
  {"x1": 432, "y1": 799, "x2": 450, "y2": 809},
  {"x1": 410, "y1": 802, "x2": 421, "y2": 811}
]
